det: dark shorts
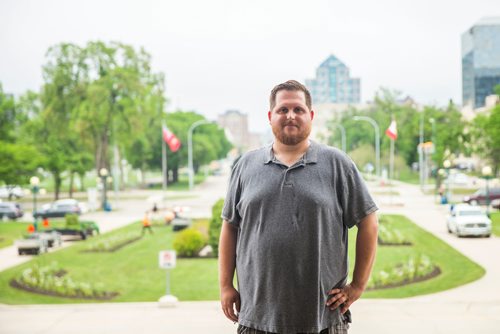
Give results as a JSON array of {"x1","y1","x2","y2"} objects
[{"x1": 236, "y1": 321, "x2": 349, "y2": 334}]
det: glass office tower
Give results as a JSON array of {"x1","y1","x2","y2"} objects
[
  {"x1": 462, "y1": 17, "x2": 500, "y2": 108},
  {"x1": 306, "y1": 55, "x2": 361, "y2": 104}
]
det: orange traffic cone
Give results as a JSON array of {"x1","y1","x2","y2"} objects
[
  {"x1": 42, "y1": 218, "x2": 50, "y2": 228},
  {"x1": 27, "y1": 224, "x2": 35, "y2": 233}
]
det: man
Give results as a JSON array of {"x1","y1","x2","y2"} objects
[{"x1": 219, "y1": 80, "x2": 378, "y2": 334}]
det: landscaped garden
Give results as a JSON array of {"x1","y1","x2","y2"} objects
[{"x1": 0, "y1": 213, "x2": 485, "y2": 304}]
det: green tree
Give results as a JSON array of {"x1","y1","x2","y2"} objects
[{"x1": 0, "y1": 84, "x2": 41, "y2": 185}]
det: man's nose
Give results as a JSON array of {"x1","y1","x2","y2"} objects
[{"x1": 286, "y1": 111, "x2": 295, "y2": 119}]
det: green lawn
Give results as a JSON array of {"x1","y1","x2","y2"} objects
[
  {"x1": 0, "y1": 220, "x2": 79, "y2": 249},
  {"x1": 0, "y1": 222, "x2": 33, "y2": 249},
  {"x1": 491, "y1": 212, "x2": 500, "y2": 237},
  {"x1": 0, "y1": 215, "x2": 485, "y2": 304}
]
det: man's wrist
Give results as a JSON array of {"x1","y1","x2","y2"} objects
[{"x1": 350, "y1": 280, "x2": 366, "y2": 291}]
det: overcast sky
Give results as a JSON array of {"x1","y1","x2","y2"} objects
[{"x1": 1, "y1": 0, "x2": 499, "y2": 131}]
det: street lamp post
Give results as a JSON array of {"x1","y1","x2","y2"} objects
[
  {"x1": 30, "y1": 176, "x2": 40, "y2": 231},
  {"x1": 188, "y1": 120, "x2": 213, "y2": 190},
  {"x1": 443, "y1": 160, "x2": 451, "y2": 204},
  {"x1": 353, "y1": 116, "x2": 380, "y2": 177},
  {"x1": 482, "y1": 165, "x2": 492, "y2": 215},
  {"x1": 99, "y1": 168, "x2": 108, "y2": 210},
  {"x1": 332, "y1": 123, "x2": 347, "y2": 152}
]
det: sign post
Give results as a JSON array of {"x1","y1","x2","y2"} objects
[{"x1": 158, "y1": 250, "x2": 178, "y2": 307}]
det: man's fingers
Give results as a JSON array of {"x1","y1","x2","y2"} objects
[
  {"x1": 222, "y1": 302, "x2": 238, "y2": 322},
  {"x1": 330, "y1": 295, "x2": 349, "y2": 310}
]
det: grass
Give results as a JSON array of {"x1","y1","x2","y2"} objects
[
  {"x1": 0, "y1": 220, "x2": 92, "y2": 249},
  {"x1": 0, "y1": 221, "x2": 33, "y2": 249},
  {"x1": 0, "y1": 215, "x2": 485, "y2": 304},
  {"x1": 491, "y1": 212, "x2": 500, "y2": 237}
]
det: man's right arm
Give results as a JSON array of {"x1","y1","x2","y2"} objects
[{"x1": 219, "y1": 220, "x2": 240, "y2": 322}]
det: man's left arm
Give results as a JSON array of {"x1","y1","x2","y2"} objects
[{"x1": 326, "y1": 212, "x2": 378, "y2": 314}]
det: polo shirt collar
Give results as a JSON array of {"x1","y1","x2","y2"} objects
[{"x1": 264, "y1": 140, "x2": 318, "y2": 165}]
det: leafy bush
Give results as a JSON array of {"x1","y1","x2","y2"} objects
[
  {"x1": 65, "y1": 214, "x2": 80, "y2": 230},
  {"x1": 173, "y1": 228, "x2": 206, "y2": 257},
  {"x1": 208, "y1": 198, "x2": 225, "y2": 256},
  {"x1": 368, "y1": 254, "x2": 438, "y2": 289},
  {"x1": 11, "y1": 262, "x2": 116, "y2": 299}
]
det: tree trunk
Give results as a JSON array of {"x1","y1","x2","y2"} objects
[
  {"x1": 79, "y1": 172, "x2": 85, "y2": 192},
  {"x1": 69, "y1": 172, "x2": 74, "y2": 198},
  {"x1": 172, "y1": 168, "x2": 178, "y2": 183},
  {"x1": 53, "y1": 172, "x2": 62, "y2": 200}
]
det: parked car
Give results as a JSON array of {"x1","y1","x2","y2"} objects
[
  {"x1": 0, "y1": 185, "x2": 25, "y2": 200},
  {"x1": 0, "y1": 202, "x2": 23, "y2": 220},
  {"x1": 447, "y1": 204, "x2": 491, "y2": 237},
  {"x1": 15, "y1": 234, "x2": 49, "y2": 255},
  {"x1": 34, "y1": 199, "x2": 82, "y2": 218},
  {"x1": 463, "y1": 187, "x2": 500, "y2": 206}
]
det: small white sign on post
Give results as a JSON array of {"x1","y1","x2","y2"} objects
[
  {"x1": 158, "y1": 250, "x2": 178, "y2": 307},
  {"x1": 159, "y1": 250, "x2": 177, "y2": 269}
]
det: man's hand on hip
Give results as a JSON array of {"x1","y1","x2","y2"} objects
[
  {"x1": 326, "y1": 283, "x2": 364, "y2": 314},
  {"x1": 221, "y1": 286, "x2": 240, "y2": 322}
]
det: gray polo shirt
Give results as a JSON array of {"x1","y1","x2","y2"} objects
[{"x1": 222, "y1": 141, "x2": 377, "y2": 334}]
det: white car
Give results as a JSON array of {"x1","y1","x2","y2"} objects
[{"x1": 447, "y1": 204, "x2": 491, "y2": 237}]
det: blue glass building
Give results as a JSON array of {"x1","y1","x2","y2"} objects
[
  {"x1": 306, "y1": 55, "x2": 361, "y2": 104},
  {"x1": 462, "y1": 17, "x2": 500, "y2": 108}
]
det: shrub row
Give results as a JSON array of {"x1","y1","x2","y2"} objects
[
  {"x1": 11, "y1": 262, "x2": 118, "y2": 300},
  {"x1": 368, "y1": 254, "x2": 439, "y2": 290},
  {"x1": 378, "y1": 224, "x2": 412, "y2": 246},
  {"x1": 84, "y1": 232, "x2": 141, "y2": 252}
]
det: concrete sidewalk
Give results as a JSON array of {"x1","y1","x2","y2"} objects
[{"x1": 1, "y1": 299, "x2": 499, "y2": 334}]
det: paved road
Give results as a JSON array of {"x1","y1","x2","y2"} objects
[{"x1": 1, "y1": 176, "x2": 500, "y2": 333}]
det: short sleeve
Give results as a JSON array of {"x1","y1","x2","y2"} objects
[
  {"x1": 221, "y1": 160, "x2": 242, "y2": 227},
  {"x1": 341, "y1": 159, "x2": 378, "y2": 228}
]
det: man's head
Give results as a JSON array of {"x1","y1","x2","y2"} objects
[
  {"x1": 268, "y1": 80, "x2": 314, "y2": 146},
  {"x1": 269, "y1": 80, "x2": 312, "y2": 111}
]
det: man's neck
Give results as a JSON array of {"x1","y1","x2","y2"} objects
[{"x1": 272, "y1": 139, "x2": 310, "y2": 166}]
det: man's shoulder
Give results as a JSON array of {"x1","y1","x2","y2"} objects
[{"x1": 313, "y1": 141, "x2": 353, "y2": 165}]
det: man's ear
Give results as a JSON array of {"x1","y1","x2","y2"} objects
[
  {"x1": 310, "y1": 110, "x2": 315, "y2": 121},
  {"x1": 268, "y1": 111, "x2": 271, "y2": 122}
]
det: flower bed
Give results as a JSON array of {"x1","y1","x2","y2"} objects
[
  {"x1": 377, "y1": 223, "x2": 412, "y2": 246},
  {"x1": 10, "y1": 262, "x2": 118, "y2": 300},
  {"x1": 367, "y1": 254, "x2": 440, "y2": 290},
  {"x1": 83, "y1": 232, "x2": 142, "y2": 252}
]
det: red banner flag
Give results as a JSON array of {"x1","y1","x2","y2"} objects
[
  {"x1": 162, "y1": 126, "x2": 181, "y2": 152},
  {"x1": 385, "y1": 120, "x2": 397, "y2": 140}
]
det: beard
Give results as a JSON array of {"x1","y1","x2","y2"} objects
[{"x1": 272, "y1": 121, "x2": 311, "y2": 145}]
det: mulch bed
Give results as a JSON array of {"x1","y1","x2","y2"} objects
[
  {"x1": 82, "y1": 236, "x2": 142, "y2": 253},
  {"x1": 367, "y1": 266, "x2": 441, "y2": 291},
  {"x1": 10, "y1": 279, "x2": 119, "y2": 300}
]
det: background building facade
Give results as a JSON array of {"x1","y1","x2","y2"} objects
[
  {"x1": 462, "y1": 17, "x2": 500, "y2": 108},
  {"x1": 306, "y1": 54, "x2": 361, "y2": 104}
]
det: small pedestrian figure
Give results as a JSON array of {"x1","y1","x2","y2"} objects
[{"x1": 141, "y1": 212, "x2": 154, "y2": 236}]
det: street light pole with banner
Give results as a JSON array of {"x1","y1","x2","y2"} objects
[{"x1": 158, "y1": 250, "x2": 178, "y2": 307}]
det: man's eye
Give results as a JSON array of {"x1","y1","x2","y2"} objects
[
  {"x1": 279, "y1": 108, "x2": 288, "y2": 114},
  {"x1": 294, "y1": 108, "x2": 304, "y2": 113}
]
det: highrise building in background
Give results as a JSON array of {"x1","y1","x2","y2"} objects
[
  {"x1": 462, "y1": 17, "x2": 500, "y2": 108},
  {"x1": 306, "y1": 54, "x2": 361, "y2": 104},
  {"x1": 217, "y1": 110, "x2": 261, "y2": 154}
]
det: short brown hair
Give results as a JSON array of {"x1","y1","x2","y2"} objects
[{"x1": 269, "y1": 80, "x2": 312, "y2": 110}]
